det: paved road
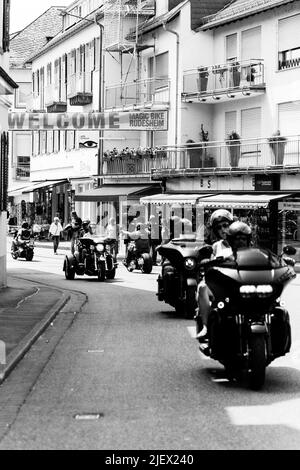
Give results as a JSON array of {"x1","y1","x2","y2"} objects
[{"x1": 1, "y1": 244, "x2": 300, "y2": 449}]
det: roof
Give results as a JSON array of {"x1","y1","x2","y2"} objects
[
  {"x1": 9, "y1": 7, "x2": 64, "y2": 67},
  {"x1": 0, "y1": 66, "x2": 18, "y2": 92},
  {"x1": 196, "y1": 193, "x2": 292, "y2": 209},
  {"x1": 200, "y1": 0, "x2": 297, "y2": 30},
  {"x1": 74, "y1": 185, "x2": 159, "y2": 202}
]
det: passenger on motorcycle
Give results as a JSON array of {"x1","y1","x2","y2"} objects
[
  {"x1": 11, "y1": 222, "x2": 32, "y2": 253},
  {"x1": 121, "y1": 223, "x2": 150, "y2": 271},
  {"x1": 195, "y1": 209, "x2": 234, "y2": 341}
]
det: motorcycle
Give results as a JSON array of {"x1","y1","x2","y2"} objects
[
  {"x1": 157, "y1": 235, "x2": 213, "y2": 318},
  {"x1": 63, "y1": 236, "x2": 118, "y2": 281},
  {"x1": 197, "y1": 245, "x2": 297, "y2": 390},
  {"x1": 123, "y1": 240, "x2": 153, "y2": 274},
  {"x1": 11, "y1": 238, "x2": 35, "y2": 261}
]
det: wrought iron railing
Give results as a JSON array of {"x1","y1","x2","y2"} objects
[
  {"x1": 182, "y1": 59, "x2": 265, "y2": 97},
  {"x1": 105, "y1": 77, "x2": 170, "y2": 109}
]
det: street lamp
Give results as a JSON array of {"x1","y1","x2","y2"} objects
[{"x1": 58, "y1": 8, "x2": 105, "y2": 187}]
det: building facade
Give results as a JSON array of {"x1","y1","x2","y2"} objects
[{"x1": 0, "y1": 0, "x2": 18, "y2": 287}]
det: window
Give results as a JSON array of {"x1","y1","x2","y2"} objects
[
  {"x1": 47, "y1": 131, "x2": 54, "y2": 154},
  {"x1": 46, "y1": 63, "x2": 52, "y2": 86},
  {"x1": 241, "y1": 107, "x2": 261, "y2": 139},
  {"x1": 15, "y1": 83, "x2": 32, "y2": 109},
  {"x1": 278, "y1": 101, "x2": 300, "y2": 137},
  {"x1": 278, "y1": 14, "x2": 300, "y2": 70},
  {"x1": 241, "y1": 26, "x2": 261, "y2": 60},
  {"x1": 225, "y1": 111, "x2": 237, "y2": 138},
  {"x1": 226, "y1": 34, "x2": 237, "y2": 62}
]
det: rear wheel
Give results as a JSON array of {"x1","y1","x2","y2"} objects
[
  {"x1": 248, "y1": 334, "x2": 266, "y2": 390},
  {"x1": 26, "y1": 250, "x2": 34, "y2": 261},
  {"x1": 65, "y1": 260, "x2": 75, "y2": 280},
  {"x1": 97, "y1": 261, "x2": 106, "y2": 281},
  {"x1": 141, "y1": 253, "x2": 153, "y2": 274},
  {"x1": 106, "y1": 268, "x2": 116, "y2": 280}
]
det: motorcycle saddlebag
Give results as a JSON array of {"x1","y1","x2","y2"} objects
[{"x1": 270, "y1": 307, "x2": 291, "y2": 357}]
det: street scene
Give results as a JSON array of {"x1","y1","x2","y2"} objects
[{"x1": 1, "y1": 0, "x2": 300, "y2": 453}]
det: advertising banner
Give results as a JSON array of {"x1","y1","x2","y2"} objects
[{"x1": 8, "y1": 111, "x2": 168, "y2": 131}]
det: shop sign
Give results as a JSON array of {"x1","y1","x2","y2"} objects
[
  {"x1": 254, "y1": 174, "x2": 280, "y2": 191},
  {"x1": 279, "y1": 201, "x2": 300, "y2": 211},
  {"x1": 8, "y1": 111, "x2": 168, "y2": 131}
]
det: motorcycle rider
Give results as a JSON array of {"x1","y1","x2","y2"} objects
[
  {"x1": 11, "y1": 221, "x2": 32, "y2": 254},
  {"x1": 195, "y1": 209, "x2": 234, "y2": 341},
  {"x1": 121, "y1": 223, "x2": 150, "y2": 271},
  {"x1": 80, "y1": 219, "x2": 93, "y2": 237}
]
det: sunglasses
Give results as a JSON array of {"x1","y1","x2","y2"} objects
[{"x1": 216, "y1": 222, "x2": 230, "y2": 230}]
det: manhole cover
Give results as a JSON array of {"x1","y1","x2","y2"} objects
[{"x1": 74, "y1": 413, "x2": 104, "y2": 420}]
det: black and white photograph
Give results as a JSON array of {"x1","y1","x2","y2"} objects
[{"x1": 0, "y1": 0, "x2": 300, "y2": 453}]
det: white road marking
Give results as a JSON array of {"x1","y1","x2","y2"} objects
[{"x1": 226, "y1": 398, "x2": 300, "y2": 431}]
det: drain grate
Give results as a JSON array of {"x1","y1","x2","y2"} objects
[{"x1": 74, "y1": 413, "x2": 104, "y2": 420}]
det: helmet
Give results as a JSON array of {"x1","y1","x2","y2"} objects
[
  {"x1": 82, "y1": 219, "x2": 90, "y2": 228},
  {"x1": 227, "y1": 221, "x2": 252, "y2": 247},
  {"x1": 209, "y1": 209, "x2": 233, "y2": 234},
  {"x1": 21, "y1": 222, "x2": 29, "y2": 229}
]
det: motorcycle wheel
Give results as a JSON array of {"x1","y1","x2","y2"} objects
[
  {"x1": 97, "y1": 261, "x2": 106, "y2": 281},
  {"x1": 26, "y1": 250, "x2": 34, "y2": 261},
  {"x1": 184, "y1": 285, "x2": 197, "y2": 319},
  {"x1": 106, "y1": 268, "x2": 116, "y2": 280},
  {"x1": 248, "y1": 335, "x2": 266, "y2": 390},
  {"x1": 64, "y1": 260, "x2": 75, "y2": 280},
  {"x1": 141, "y1": 253, "x2": 153, "y2": 274}
]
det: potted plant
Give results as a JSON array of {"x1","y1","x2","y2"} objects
[
  {"x1": 268, "y1": 130, "x2": 287, "y2": 165},
  {"x1": 230, "y1": 61, "x2": 240, "y2": 87},
  {"x1": 197, "y1": 66, "x2": 209, "y2": 92},
  {"x1": 226, "y1": 131, "x2": 241, "y2": 167}
]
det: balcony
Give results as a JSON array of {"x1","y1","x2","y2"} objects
[
  {"x1": 45, "y1": 84, "x2": 67, "y2": 113},
  {"x1": 68, "y1": 72, "x2": 93, "y2": 106},
  {"x1": 104, "y1": 78, "x2": 170, "y2": 111},
  {"x1": 182, "y1": 59, "x2": 265, "y2": 104},
  {"x1": 148, "y1": 136, "x2": 300, "y2": 179},
  {"x1": 103, "y1": 149, "x2": 169, "y2": 178}
]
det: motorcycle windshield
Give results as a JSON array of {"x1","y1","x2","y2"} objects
[{"x1": 224, "y1": 247, "x2": 285, "y2": 270}]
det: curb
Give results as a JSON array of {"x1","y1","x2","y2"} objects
[{"x1": 0, "y1": 291, "x2": 71, "y2": 384}]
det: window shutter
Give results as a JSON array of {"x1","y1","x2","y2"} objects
[
  {"x1": 241, "y1": 27, "x2": 261, "y2": 60},
  {"x1": 0, "y1": 132, "x2": 9, "y2": 212},
  {"x1": 226, "y1": 34, "x2": 237, "y2": 61},
  {"x1": 241, "y1": 107, "x2": 261, "y2": 139},
  {"x1": 278, "y1": 101, "x2": 300, "y2": 137},
  {"x1": 279, "y1": 14, "x2": 300, "y2": 52},
  {"x1": 225, "y1": 111, "x2": 237, "y2": 138}
]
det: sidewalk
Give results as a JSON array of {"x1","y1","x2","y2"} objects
[{"x1": 0, "y1": 275, "x2": 70, "y2": 384}]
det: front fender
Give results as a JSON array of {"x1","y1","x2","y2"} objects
[
  {"x1": 63, "y1": 255, "x2": 76, "y2": 271},
  {"x1": 250, "y1": 323, "x2": 268, "y2": 334}
]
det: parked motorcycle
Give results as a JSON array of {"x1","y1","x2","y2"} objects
[
  {"x1": 63, "y1": 236, "x2": 117, "y2": 281},
  {"x1": 123, "y1": 240, "x2": 153, "y2": 274},
  {"x1": 198, "y1": 245, "x2": 296, "y2": 390},
  {"x1": 157, "y1": 235, "x2": 213, "y2": 318},
  {"x1": 11, "y1": 238, "x2": 35, "y2": 261}
]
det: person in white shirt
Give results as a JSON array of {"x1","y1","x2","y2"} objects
[
  {"x1": 49, "y1": 217, "x2": 63, "y2": 254},
  {"x1": 195, "y1": 209, "x2": 234, "y2": 341}
]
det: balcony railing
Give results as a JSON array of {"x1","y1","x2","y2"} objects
[
  {"x1": 105, "y1": 77, "x2": 170, "y2": 110},
  {"x1": 149, "y1": 135, "x2": 300, "y2": 176},
  {"x1": 103, "y1": 150, "x2": 169, "y2": 176},
  {"x1": 182, "y1": 59, "x2": 265, "y2": 101}
]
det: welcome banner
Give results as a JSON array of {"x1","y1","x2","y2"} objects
[{"x1": 8, "y1": 111, "x2": 168, "y2": 131}]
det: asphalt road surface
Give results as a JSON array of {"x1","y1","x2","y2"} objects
[{"x1": 1, "y1": 243, "x2": 300, "y2": 450}]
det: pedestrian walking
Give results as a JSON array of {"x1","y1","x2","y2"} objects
[
  {"x1": 148, "y1": 214, "x2": 162, "y2": 265},
  {"x1": 105, "y1": 217, "x2": 120, "y2": 262},
  {"x1": 49, "y1": 217, "x2": 63, "y2": 254}
]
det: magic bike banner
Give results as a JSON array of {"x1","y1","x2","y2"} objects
[{"x1": 8, "y1": 111, "x2": 168, "y2": 131}]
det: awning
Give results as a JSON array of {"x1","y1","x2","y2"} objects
[
  {"x1": 196, "y1": 193, "x2": 292, "y2": 209},
  {"x1": 22, "y1": 179, "x2": 68, "y2": 194},
  {"x1": 74, "y1": 185, "x2": 158, "y2": 202},
  {"x1": 140, "y1": 193, "x2": 210, "y2": 205}
]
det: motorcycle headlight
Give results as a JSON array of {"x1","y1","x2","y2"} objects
[
  {"x1": 96, "y1": 243, "x2": 104, "y2": 252},
  {"x1": 239, "y1": 284, "x2": 273, "y2": 298},
  {"x1": 184, "y1": 258, "x2": 196, "y2": 270}
]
